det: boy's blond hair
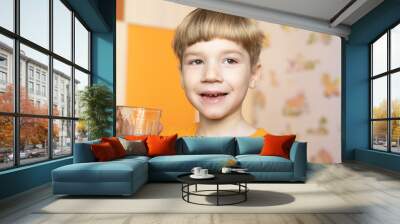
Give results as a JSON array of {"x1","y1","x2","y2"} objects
[{"x1": 172, "y1": 8, "x2": 265, "y2": 70}]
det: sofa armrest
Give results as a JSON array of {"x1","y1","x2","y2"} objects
[
  {"x1": 73, "y1": 140, "x2": 100, "y2": 163},
  {"x1": 289, "y1": 141, "x2": 307, "y2": 181}
]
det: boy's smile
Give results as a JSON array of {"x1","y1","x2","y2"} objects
[
  {"x1": 181, "y1": 38, "x2": 260, "y2": 120},
  {"x1": 199, "y1": 90, "x2": 229, "y2": 104}
]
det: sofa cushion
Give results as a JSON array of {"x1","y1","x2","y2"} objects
[
  {"x1": 119, "y1": 138, "x2": 147, "y2": 156},
  {"x1": 148, "y1": 154, "x2": 235, "y2": 172},
  {"x1": 236, "y1": 137, "x2": 264, "y2": 155},
  {"x1": 260, "y1": 134, "x2": 296, "y2": 159},
  {"x1": 73, "y1": 139, "x2": 100, "y2": 163},
  {"x1": 91, "y1": 142, "x2": 118, "y2": 161},
  {"x1": 236, "y1": 155, "x2": 293, "y2": 172},
  {"x1": 52, "y1": 159, "x2": 147, "y2": 183},
  {"x1": 101, "y1": 137, "x2": 127, "y2": 158},
  {"x1": 177, "y1": 137, "x2": 236, "y2": 155},
  {"x1": 147, "y1": 134, "x2": 178, "y2": 157}
]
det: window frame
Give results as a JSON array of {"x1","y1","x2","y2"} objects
[
  {"x1": 0, "y1": 0, "x2": 92, "y2": 171},
  {"x1": 370, "y1": 21, "x2": 400, "y2": 154}
]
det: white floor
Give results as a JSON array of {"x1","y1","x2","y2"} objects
[{"x1": 1, "y1": 162, "x2": 400, "y2": 224}]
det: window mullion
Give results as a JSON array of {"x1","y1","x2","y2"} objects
[
  {"x1": 13, "y1": 0, "x2": 20, "y2": 167},
  {"x1": 48, "y1": 0, "x2": 53, "y2": 160},
  {"x1": 388, "y1": 30, "x2": 391, "y2": 153},
  {"x1": 71, "y1": 10, "x2": 76, "y2": 155},
  {"x1": 370, "y1": 45, "x2": 373, "y2": 149}
]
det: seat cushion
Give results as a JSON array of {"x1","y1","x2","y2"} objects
[
  {"x1": 112, "y1": 155, "x2": 150, "y2": 167},
  {"x1": 149, "y1": 154, "x2": 235, "y2": 172},
  {"x1": 118, "y1": 155, "x2": 150, "y2": 162},
  {"x1": 236, "y1": 155, "x2": 293, "y2": 172},
  {"x1": 52, "y1": 159, "x2": 147, "y2": 183},
  {"x1": 176, "y1": 137, "x2": 236, "y2": 155}
]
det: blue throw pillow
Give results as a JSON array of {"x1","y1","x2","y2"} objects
[
  {"x1": 178, "y1": 137, "x2": 236, "y2": 155},
  {"x1": 236, "y1": 137, "x2": 264, "y2": 155}
]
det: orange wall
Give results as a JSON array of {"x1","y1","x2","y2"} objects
[{"x1": 126, "y1": 24, "x2": 196, "y2": 135}]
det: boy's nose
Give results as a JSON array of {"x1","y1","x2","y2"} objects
[{"x1": 201, "y1": 63, "x2": 223, "y2": 83}]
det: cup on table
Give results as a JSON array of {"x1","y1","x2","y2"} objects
[
  {"x1": 199, "y1": 169, "x2": 208, "y2": 176},
  {"x1": 221, "y1": 167, "x2": 232, "y2": 174},
  {"x1": 191, "y1": 167, "x2": 202, "y2": 176}
]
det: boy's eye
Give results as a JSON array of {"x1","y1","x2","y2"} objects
[
  {"x1": 223, "y1": 58, "x2": 237, "y2": 64},
  {"x1": 189, "y1": 59, "x2": 203, "y2": 65}
]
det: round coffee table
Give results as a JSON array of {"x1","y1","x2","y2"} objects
[{"x1": 177, "y1": 173, "x2": 255, "y2": 206}]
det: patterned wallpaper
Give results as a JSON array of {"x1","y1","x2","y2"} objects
[{"x1": 242, "y1": 24, "x2": 341, "y2": 163}]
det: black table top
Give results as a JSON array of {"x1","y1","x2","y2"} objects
[{"x1": 177, "y1": 172, "x2": 255, "y2": 185}]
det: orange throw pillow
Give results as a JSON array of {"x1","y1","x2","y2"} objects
[
  {"x1": 101, "y1": 137, "x2": 127, "y2": 158},
  {"x1": 146, "y1": 134, "x2": 178, "y2": 157},
  {"x1": 260, "y1": 134, "x2": 296, "y2": 159},
  {"x1": 91, "y1": 142, "x2": 117, "y2": 161}
]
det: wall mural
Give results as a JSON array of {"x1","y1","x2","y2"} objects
[{"x1": 116, "y1": 0, "x2": 342, "y2": 163}]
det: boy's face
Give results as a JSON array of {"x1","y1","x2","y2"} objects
[{"x1": 180, "y1": 38, "x2": 261, "y2": 120}]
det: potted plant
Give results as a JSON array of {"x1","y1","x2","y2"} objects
[{"x1": 79, "y1": 84, "x2": 113, "y2": 140}]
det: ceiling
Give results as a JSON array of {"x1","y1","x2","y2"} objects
[{"x1": 166, "y1": 0, "x2": 384, "y2": 38}]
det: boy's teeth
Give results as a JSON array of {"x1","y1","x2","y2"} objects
[{"x1": 202, "y1": 93, "x2": 227, "y2": 97}]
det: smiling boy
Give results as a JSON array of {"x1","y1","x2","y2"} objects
[{"x1": 172, "y1": 8, "x2": 266, "y2": 137}]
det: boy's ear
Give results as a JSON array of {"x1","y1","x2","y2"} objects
[{"x1": 249, "y1": 63, "x2": 262, "y2": 89}]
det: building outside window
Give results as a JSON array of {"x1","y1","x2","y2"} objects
[
  {"x1": 41, "y1": 73, "x2": 46, "y2": 83},
  {"x1": 41, "y1": 85, "x2": 46, "y2": 97},
  {"x1": 28, "y1": 66, "x2": 34, "y2": 79},
  {"x1": 35, "y1": 83, "x2": 40, "y2": 95},
  {"x1": 28, "y1": 81, "x2": 34, "y2": 94},
  {"x1": 54, "y1": 89, "x2": 58, "y2": 103},
  {"x1": 35, "y1": 70, "x2": 40, "y2": 81},
  {"x1": 0, "y1": 54, "x2": 7, "y2": 88},
  {"x1": 0, "y1": 54, "x2": 7, "y2": 67},
  {"x1": 0, "y1": 71, "x2": 6, "y2": 84}
]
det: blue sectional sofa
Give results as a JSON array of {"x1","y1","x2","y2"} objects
[{"x1": 52, "y1": 137, "x2": 307, "y2": 196}]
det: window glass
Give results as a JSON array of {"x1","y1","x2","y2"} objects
[
  {"x1": 0, "y1": 0, "x2": 14, "y2": 31},
  {"x1": 0, "y1": 34, "x2": 13, "y2": 113},
  {"x1": 19, "y1": 117, "x2": 49, "y2": 165},
  {"x1": 75, "y1": 120, "x2": 88, "y2": 143},
  {"x1": 372, "y1": 33, "x2": 387, "y2": 76},
  {"x1": 0, "y1": 116, "x2": 13, "y2": 170},
  {"x1": 53, "y1": 119, "x2": 72, "y2": 157},
  {"x1": 74, "y1": 18, "x2": 89, "y2": 69},
  {"x1": 391, "y1": 24, "x2": 400, "y2": 70},
  {"x1": 372, "y1": 121, "x2": 388, "y2": 151},
  {"x1": 0, "y1": 0, "x2": 92, "y2": 168},
  {"x1": 20, "y1": 44, "x2": 49, "y2": 115},
  {"x1": 372, "y1": 76, "x2": 387, "y2": 119},
  {"x1": 53, "y1": 59, "x2": 72, "y2": 116},
  {"x1": 391, "y1": 120, "x2": 400, "y2": 153},
  {"x1": 74, "y1": 69, "x2": 89, "y2": 118},
  {"x1": 391, "y1": 72, "x2": 400, "y2": 118},
  {"x1": 53, "y1": 0, "x2": 72, "y2": 60},
  {"x1": 20, "y1": 0, "x2": 49, "y2": 49}
]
